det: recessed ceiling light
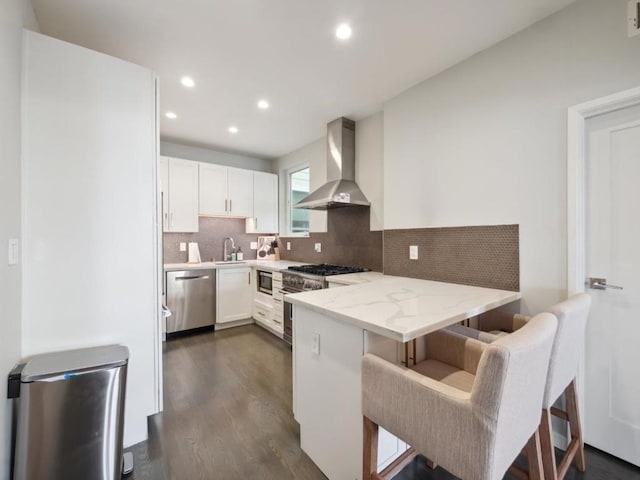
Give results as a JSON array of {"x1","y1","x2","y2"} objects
[
  {"x1": 228, "y1": 126, "x2": 239, "y2": 134},
  {"x1": 180, "y1": 76, "x2": 195, "y2": 88},
  {"x1": 335, "y1": 23, "x2": 352, "y2": 40},
  {"x1": 257, "y1": 99, "x2": 269, "y2": 110},
  {"x1": 165, "y1": 111, "x2": 177, "y2": 119}
]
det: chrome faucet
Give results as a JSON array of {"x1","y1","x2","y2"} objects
[{"x1": 223, "y1": 237, "x2": 235, "y2": 261}]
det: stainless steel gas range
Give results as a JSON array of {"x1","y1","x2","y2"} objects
[{"x1": 282, "y1": 264, "x2": 367, "y2": 345}]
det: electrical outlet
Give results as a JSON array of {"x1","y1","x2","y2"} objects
[
  {"x1": 7, "y1": 239, "x2": 19, "y2": 266},
  {"x1": 409, "y1": 245, "x2": 419, "y2": 260},
  {"x1": 287, "y1": 242, "x2": 291, "y2": 251},
  {"x1": 314, "y1": 243, "x2": 322, "y2": 253},
  {"x1": 250, "y1": 241, "x2": 258, "y2": 250},
  {"x1": 179, "y1": 242, "x2": 186, "y2": 252},
  {"x1": 629, "y1": 1, "x2": 640, "y2": 37},
  {"x1": 312, "y1": 333, "x2": 320, "y2": 355}
]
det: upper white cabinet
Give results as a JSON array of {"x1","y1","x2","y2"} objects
[
  {"x1": 161, "y1": 156, "x2": 199, "y2": 232},
  {"x1": 227, "y1": 167, "x2": 253, "y2": 217},
  {"x1": 246, "y1": 171, "x2": 278, "y2": 233},
  {"x1": 199, "y1": 164, "x2": 253, "y2": 217}
]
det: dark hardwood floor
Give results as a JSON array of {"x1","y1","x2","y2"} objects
[
  {"x1": 126, "y1": 325, "x2": 327, "y2": 480},
  {"x1": 126, "y1": 324, "x2": 640, "y2": 480}
]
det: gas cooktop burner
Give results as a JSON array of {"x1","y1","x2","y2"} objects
[{"x1": 287, "y1": 264, "x2": 368, "y2": 277}]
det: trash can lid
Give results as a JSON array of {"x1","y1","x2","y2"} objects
[{"x1": 21, "y1": 345, "x2": 129, "y2": 382}]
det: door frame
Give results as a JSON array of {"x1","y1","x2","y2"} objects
[{"x1": 567, "y1": 85, "x2": 640, "y2": 429}]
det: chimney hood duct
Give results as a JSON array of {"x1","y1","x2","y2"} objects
[{"x1": 294, "y1": 117, "x2": 370, "y2": 210}]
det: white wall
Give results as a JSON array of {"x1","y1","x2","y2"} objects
[
  {"x1": 161, "y1": 140, "x2": 274, "y2": 173},
  {"x1": 0, "y1": 1, "x2": 37, "y2": 476},
  {"x1": 22, "y1": 31, "x2": 158, "y2": 447},
  {"x1": 275, "y1": 137, "x2": 327, "y2": 233},
  {"x1": 355, "y1": 112, "x2": 384, "y2": 231},
  {"x1": 383, "y1": 0, "x2": 640, "y2": 314},
  {"x1": 274, "y1": 113, "x2": 385, "y2": 234}
]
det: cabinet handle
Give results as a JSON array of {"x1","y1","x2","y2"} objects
[
  {"x1": 224, "y1": 199, "x2": 228, "y2": 212},
  {"x1": 229, "y1": 199, "x2": 232, "y2": 212},
  {"x1": 164, "y1": 212, "x2": 168, "y2": 228},
  {"x1": 255, "y1": 217, "x2": 258, "y2": 229},
  {"x1": 248, "y1": 272, "x2": 251, "y2": 284}
]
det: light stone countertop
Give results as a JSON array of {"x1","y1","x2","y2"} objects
[
  {"x1": 163, "y1": 260, "x2": 307, "y2": 272},
  {"x1": 325, "y1": 271, "x2": 389, "y2": 285},
  {"x1": 286, "y1": 277, "x2": 521, "y2": 342}
]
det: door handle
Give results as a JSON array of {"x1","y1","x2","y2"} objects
[
  {"x1": 588, "y1": 277, "x2": 623, "y2": 290},
  {"x1": 176, "y1": 275, "x2": 209, "y2": 281}
]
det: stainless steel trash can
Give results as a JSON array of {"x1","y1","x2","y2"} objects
[{"x1": 9, "y1": 345, "x2": 129, "y2": 480}]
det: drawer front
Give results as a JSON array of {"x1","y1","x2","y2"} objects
[{"x1": 254, "y1": 303, "x2": 273, "y2": 323}]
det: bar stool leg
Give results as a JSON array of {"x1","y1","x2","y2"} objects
[
  {"x1": 363, "y1": 416, "x2": 379, "y2": 480},
  {"x1": 539, "y1": 408, "x2": 558, "y2": 480},
  {"x1": 525, "y1": 430, "x2": 544, "y2": 480},
  {"x1": 566, "y1": 380, "x2": 586, "y2": 472}
]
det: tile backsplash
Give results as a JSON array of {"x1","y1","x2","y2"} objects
[
  {"x1": 164, "y1": 215, "x2": 519, "y2": 292},
  {"x1": 383, "y1": 224, "x2": 519, "y2": 291},
  {"x1": 278, "y1": 207, "x2": 384, "y2": 271},
  {"x1": 163, "y1": 217, "x2": 274, "y2": 263}
]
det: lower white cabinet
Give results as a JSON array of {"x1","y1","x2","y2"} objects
[{"x1": 216, "y1": 267, "x2": 253, "y2": 324}]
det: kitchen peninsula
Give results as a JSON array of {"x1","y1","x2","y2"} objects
[{"x1": 287, "y1": 277, "x2": 520, "y2": 480}]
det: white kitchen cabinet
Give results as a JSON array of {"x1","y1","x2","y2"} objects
[
  {"x1": 161, "y1": 156, "x2": 199, "y2": 232},
  {"x1": 199, "y1": 163, "x2": 228, "y2": 216},
  {"x1": 294, "y1": 306, "x2": 410, "y2": 479},
  {"x1": 246, "y1": 171, "x2": 278, "y2": 233},
  {"x1": 199, "y1": 164, "x2": 253, "y2": 217},
  {"x1": 159, "y1": 157, "x2": 169, "y2": 230},
  {"x1": 227, "y1": 167, "x2": 253, "y2": 217},
  {"x1": 216, "y1": 267, "x2": 253, "y2": 324}
]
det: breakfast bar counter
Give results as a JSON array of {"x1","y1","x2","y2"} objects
[
  {"x1": 287, "y1": 277, "x2": 520, "y2": 480},
  {"x1": 286, "y1": 276, "x2": 521, "y2": 342}
]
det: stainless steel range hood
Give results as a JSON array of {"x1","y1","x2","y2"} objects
[{"x1": 294, "y1": 117, "x2": 370, "y2": 210}]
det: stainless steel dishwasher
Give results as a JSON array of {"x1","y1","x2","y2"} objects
[{"x1": 166, "y1": 269, "x2": 216, "y2": 337}]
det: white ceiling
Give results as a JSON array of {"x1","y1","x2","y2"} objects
[{"x1": 31, "y1": 0, "x2": 576, "y2": 159}]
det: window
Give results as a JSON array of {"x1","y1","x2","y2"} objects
[{"x1": 287, "y1": 166, "x2": 310, "y2": 235}]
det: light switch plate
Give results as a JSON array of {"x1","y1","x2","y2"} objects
[
  {"x1": 409, "y1": 245, "x2": 419, "y2": 260},
  {"x1": 312, "y1": 333, "x2": 320, "y2": 355},
  {"x1": 8, "y1": 239, "x2": 19, "y2": 266},
  {"x1": 250, "y1": 241, "x2": 258, "y2": 250},
  {"x1": 287, "y1": 242, "x2": 291, "y2": 251},
  {"x1": 314, "y1": 243, "x2": 322, "y2": 253},
  {"x1": 179, "y1": 242, "x2": 187, "y2": 252}
]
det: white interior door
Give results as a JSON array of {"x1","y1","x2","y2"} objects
[{"x1": 585, "y1": 104, "x2": 640, "y2": 466}]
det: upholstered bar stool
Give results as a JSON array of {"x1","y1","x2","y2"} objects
[
  {"x1": 362, "y1": 313, "x2": 558, "y2": 480},
  {"x1": 449, "y1": 294, "x2": 592, "y2": 480}
]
